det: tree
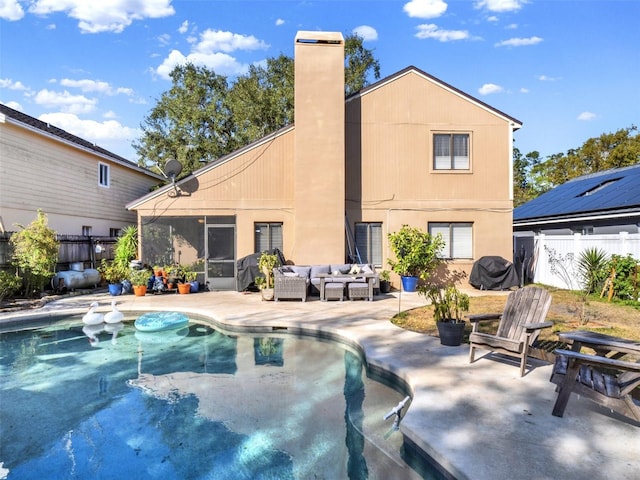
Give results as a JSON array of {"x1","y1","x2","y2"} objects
[
  {"x1": 514, "y1": 126, "x2": 640, "y2": 205},
  {"x1": 533, "y1": 126, "x2": 640, "y2": 191},
  {"x1": 10, "y1": 210, "x2": 59, "y2": 297},
  {"x1": 133, "y1": 64, "x2": 233, "y2": 177},
  {"x1": 134, "y1": 33, "x2": 381, "y2": 177}
]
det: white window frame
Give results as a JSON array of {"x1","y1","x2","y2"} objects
[
  {"x1": 254, "y1": 222, "x2": 283, "y2": 253},
  {"x1": 354, "y1": 222, "x2": 382, "y2": 266},
  {"x1": 429, "y1": 222, "x2": 473, "y2": 259},
  {"x1": 99, "y1": 162, "x2": 110, "y2": 187},
  {"x1": 433, "y1": 133, "x2": 470, "y2": 170}
]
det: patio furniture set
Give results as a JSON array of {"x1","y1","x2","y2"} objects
[{"x1": 273, "y1": 263, "x2": 379, "y2": 302}]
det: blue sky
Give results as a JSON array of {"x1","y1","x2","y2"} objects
[{"x1": 1, "y1": 0, "x2": 638, "y2": 162}]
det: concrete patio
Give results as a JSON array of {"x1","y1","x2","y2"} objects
[{"x1": 1, "y1": 289, "x2": 638, "y2": 479}]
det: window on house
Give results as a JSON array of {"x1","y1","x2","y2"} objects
[
  {"x1": 433, "y1": 133, "x2": 470, "y2": 170},
  {"x1": 82, "y1": 226, "x2": 92, "y2": 236},
  {"x1": 110, "y1": 228, "x2": 121, "y2": 237},
  {"x1": 99, "y1": 163, "x2": 110, "y2": 187},
  {"x1": 429, "y1": 222, "x2": 473, "y2": 259},
  {"x1": 255, "y1": 223, "x2": 283, "y2": 252},
  {"x1": 354, "y1": 222, "x2": 382, "y2": 266}
]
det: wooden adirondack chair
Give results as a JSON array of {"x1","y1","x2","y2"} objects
[
  {"x1": 468, "y1": 286, "x2": 553, "y2": 376},
  {"x1": 550, "y1": 349, "x2": 640, "y2": 423}
]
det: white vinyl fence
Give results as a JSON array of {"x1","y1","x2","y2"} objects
[{"x1": 531, "y1": 232, "x2": 640, "y2": 290}]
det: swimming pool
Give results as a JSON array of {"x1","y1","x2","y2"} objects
[{"x1": 0, "y1": 314, "x2": 434, "y2": 479}]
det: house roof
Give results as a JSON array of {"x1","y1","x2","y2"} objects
[
  {"x1": 0, "y1": 103, "x2": 163, "y2": 180},
  {"x1": 347, "y1": 66, "x2": 523, "y2": 128},
  {"x1": 513, "y1": 164, "x2": 640, "y2": 225}
]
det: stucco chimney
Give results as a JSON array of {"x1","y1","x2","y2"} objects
[{"x1": 293, "y1": 31, "x2": 345, "y2": 264}]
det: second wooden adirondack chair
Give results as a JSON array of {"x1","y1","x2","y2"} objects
[{"x1": 468, "y1": 286, "x2": 553, "y2": 376}]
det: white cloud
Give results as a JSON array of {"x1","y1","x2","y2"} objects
[
  {"x1": 158, "y1": 33, "x2": 171, "y2": 46},
  {"x1": 352, "y1": 25, "x2": 378, "y2": 41},
  {"x1": 194, "y1": 29, "x2": 268, "y2": 54},
  {"x1": 577, "y1": 111, "x2": 597, "y2": 121},
  {"x1": 404, "y1": 0, "x2": 447, "y2": 18},
  {"x1": 3, "y1": 100, "x2": 23, "y2": 110},
  {"x1": 178, "y1": 20, "x2": 189, "y2": 34},
  {"x1": 275, "y1": 18, "x2": 285, "y2": 26},
  {"x1": 478, "y1": 83, "x2": 504, "y2": 95},
  {"x1": 495, "y1": 36, "x2": 542, "y2": 47},
  {"x1": 519, "y1": 87, "x2": 529, "y2": 93},
  {"x1": 33, "y1": 89, "x2": 97, "y2": 114},
  {"x1": 506, "y1": 23, "x2": 518, "y2": 29},
  {"x1": 0, "y1": 78, "x2": 29, "y2": 91},
  {"x1": 28, "y1": 0, "x2": 175, "y2": 34},
  {"x1": 0, "y1": 0, "x2": 24, "y2": 21},
  {"x1": 538, "y1": 74, "x2": 560, "y2": 82},
  {"x1": 475, "y1": 0, "x2": 526, "y2": 13},
  {"x1": 58, "y1": 78, "x2": 134, "y2": 96},
  {"x1": 155, "y1": 29, "x2": 269, "y2": 79},
  {"x1": 415, "y1": 24, "x2": 469, "y2": 41},
  {"x1": 487, "y1": 15, "x2": 499, "y2": 22}
]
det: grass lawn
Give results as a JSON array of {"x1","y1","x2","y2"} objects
[{"x1": 391, "y1": 287, "x2": 640, "y2": 349}]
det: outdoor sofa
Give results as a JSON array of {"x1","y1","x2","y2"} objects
[{"x1": 273, "y1": 263, "x2": 379, "y2": 302}]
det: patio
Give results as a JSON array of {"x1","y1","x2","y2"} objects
[{"x1": 1, "y1": 289, "x2": 638, "y2": 479}]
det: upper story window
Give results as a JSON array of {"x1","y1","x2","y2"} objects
[
  {"x1": 82, "y1": 226, "x2": 92, "y2": 236},
  {"x1": 429, "y1": 222, "x2": 473, "y2": 259},
  {"x1": 99, "y1": 163, "x2": 110, "y2": 187},
  {"x1": 255, "y1": 222, "x2": 283, "y2": 253},
  {"x1": 354, "y1": 222, "x2": 382, "y2": 266},
  {"x1": 433, "y1": 133, "x2": 470, "y2": 170}
]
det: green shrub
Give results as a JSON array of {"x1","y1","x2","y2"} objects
[
  {"x1": 0, "y1": 271, "x2": 22, "y2": 302},
  {"x1": 576, "y1": 247, "x2": 609, "y2": 294}
]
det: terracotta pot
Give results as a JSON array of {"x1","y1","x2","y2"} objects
[
  {"x1": 177, "y1": 283, "x2": 191, "y2": 294},
  {"x1": 133, "y1": 285, "x2": 147, "y2": 296}
]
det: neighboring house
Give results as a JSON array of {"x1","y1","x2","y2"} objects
[
  {"x1": 513, "y1": 165, "x2": 640, "y2": 289},
  {"x1": 0, "y1": 103, "x2": 164, "y2": 237},
  {"x1": 127, "y1": 31, "x2": 521, "y2": 290}
]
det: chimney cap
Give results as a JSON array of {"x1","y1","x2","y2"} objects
[{"x1": 295, "y1": 31, "x2": 344, "y2": 45}]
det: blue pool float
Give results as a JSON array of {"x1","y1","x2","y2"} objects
[{"x1": 134, "y1": 311, "x2": 189, "y2": 332}]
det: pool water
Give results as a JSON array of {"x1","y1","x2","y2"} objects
[{"x1": 0, "y1": 316, "x2": 431, "y2": 479}]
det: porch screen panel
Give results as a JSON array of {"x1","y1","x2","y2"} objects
[{"x1": 355, "y1": 222, "x2": 382, "y2": 266}]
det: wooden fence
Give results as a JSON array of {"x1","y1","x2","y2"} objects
[{"x1": 0, "y1": 232, "x2": 117, "y2": 273}]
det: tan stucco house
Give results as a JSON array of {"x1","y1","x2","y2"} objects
[
  {"x1": 0, "y1": 103, "x2": 164, "y2": 237},
  {"x1": 127, "y1": 31, "x2": 521, "y2": 290}
]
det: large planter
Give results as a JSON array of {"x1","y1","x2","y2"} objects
[
  {"x1": 379, "y1": 280, "x2": 391, "y2": 294},
  {"x1": 189, "y1": 281, "x2": 200, "y2": 293},
  {"x1": 108, "y1": 283, "x2": 123, "y2": 296},
  {"x1": 177, "y1": 283, "x2": 191, "y2": 294},
  {"x1": 261, "y1": 288, "x2": 274, "y2": 301},
  {"x1": 133, "y1": 285, "x2": 147, "y2": 296},
  {"x1": 401, "y1": 276, "x2": 419, "y2": 292},
  {"x1": 436, "y1": 320, "x2": 466, "y2": 346}
]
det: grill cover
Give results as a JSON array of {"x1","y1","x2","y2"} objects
[
  {"x1": 236, "y1": 248, "x2": 285, "y2": 292},
  {"x1": 469, "y1": 256, "x2": 520, "y2": 291}
]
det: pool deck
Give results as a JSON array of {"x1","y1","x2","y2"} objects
[{"x1": 1, "y1": 289, "x2": 638, "y2": 480}]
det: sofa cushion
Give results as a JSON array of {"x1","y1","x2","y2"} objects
[
  {"x1": 310, "y1": 264, "x2": 330, "y2": 279},
  {"x1": 331, "y1": 264, "x2": 351, "y2": 275},
  {"x1": 360, "y1": 264, "x2": 373, "y2": 274},
  {"x1": 290, "y1": 266, "x2": 311, "y2": 278}
]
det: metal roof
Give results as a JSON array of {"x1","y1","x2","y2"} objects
[{"x1": 513, "y1": 164, "x2": 640, "y2": 223}]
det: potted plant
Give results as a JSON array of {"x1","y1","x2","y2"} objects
[
  {"x1": 257, "y1": 251, "x2": 280, "y2": 301},
  {"x1": 388, "y1": 225, "x2": 444, "y2": 292},
  {"x1": 421, "y1": 285, "x2": 470, "y2": 346},
  {"x1": 378, "y1": 269, "x2": 391, "y2": 294},
  {"x1": 130, "y1": 268, "x2": 151, "y2": 296},
  {"x1": 98, "y1": 259, "x2": 129, "y2": 296}
]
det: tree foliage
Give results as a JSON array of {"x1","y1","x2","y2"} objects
[
  {"x1": 9, "y1": 210, "x2": 59, "y2": 297},
  {"x1": 514, "y1": 125, "x2": 640, "y2": 206},
  {"x1": 133, "y1": 33, "x2": 380, "y2": 178}
]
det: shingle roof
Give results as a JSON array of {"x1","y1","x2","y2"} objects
[
  {"x1": 513, "y1": 164, "x2": 640, "y2": 222},
  {"x1": 1, "y1": 103, "x2": 139, "y2": 167}
]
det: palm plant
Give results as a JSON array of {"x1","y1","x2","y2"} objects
[{"x1": 576, "y1": 247, "x2": 609, "y2": 294}]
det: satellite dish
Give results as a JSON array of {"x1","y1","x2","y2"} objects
[{"x1": 164, "y1": 159, "x2": 183, "y2": 180}]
